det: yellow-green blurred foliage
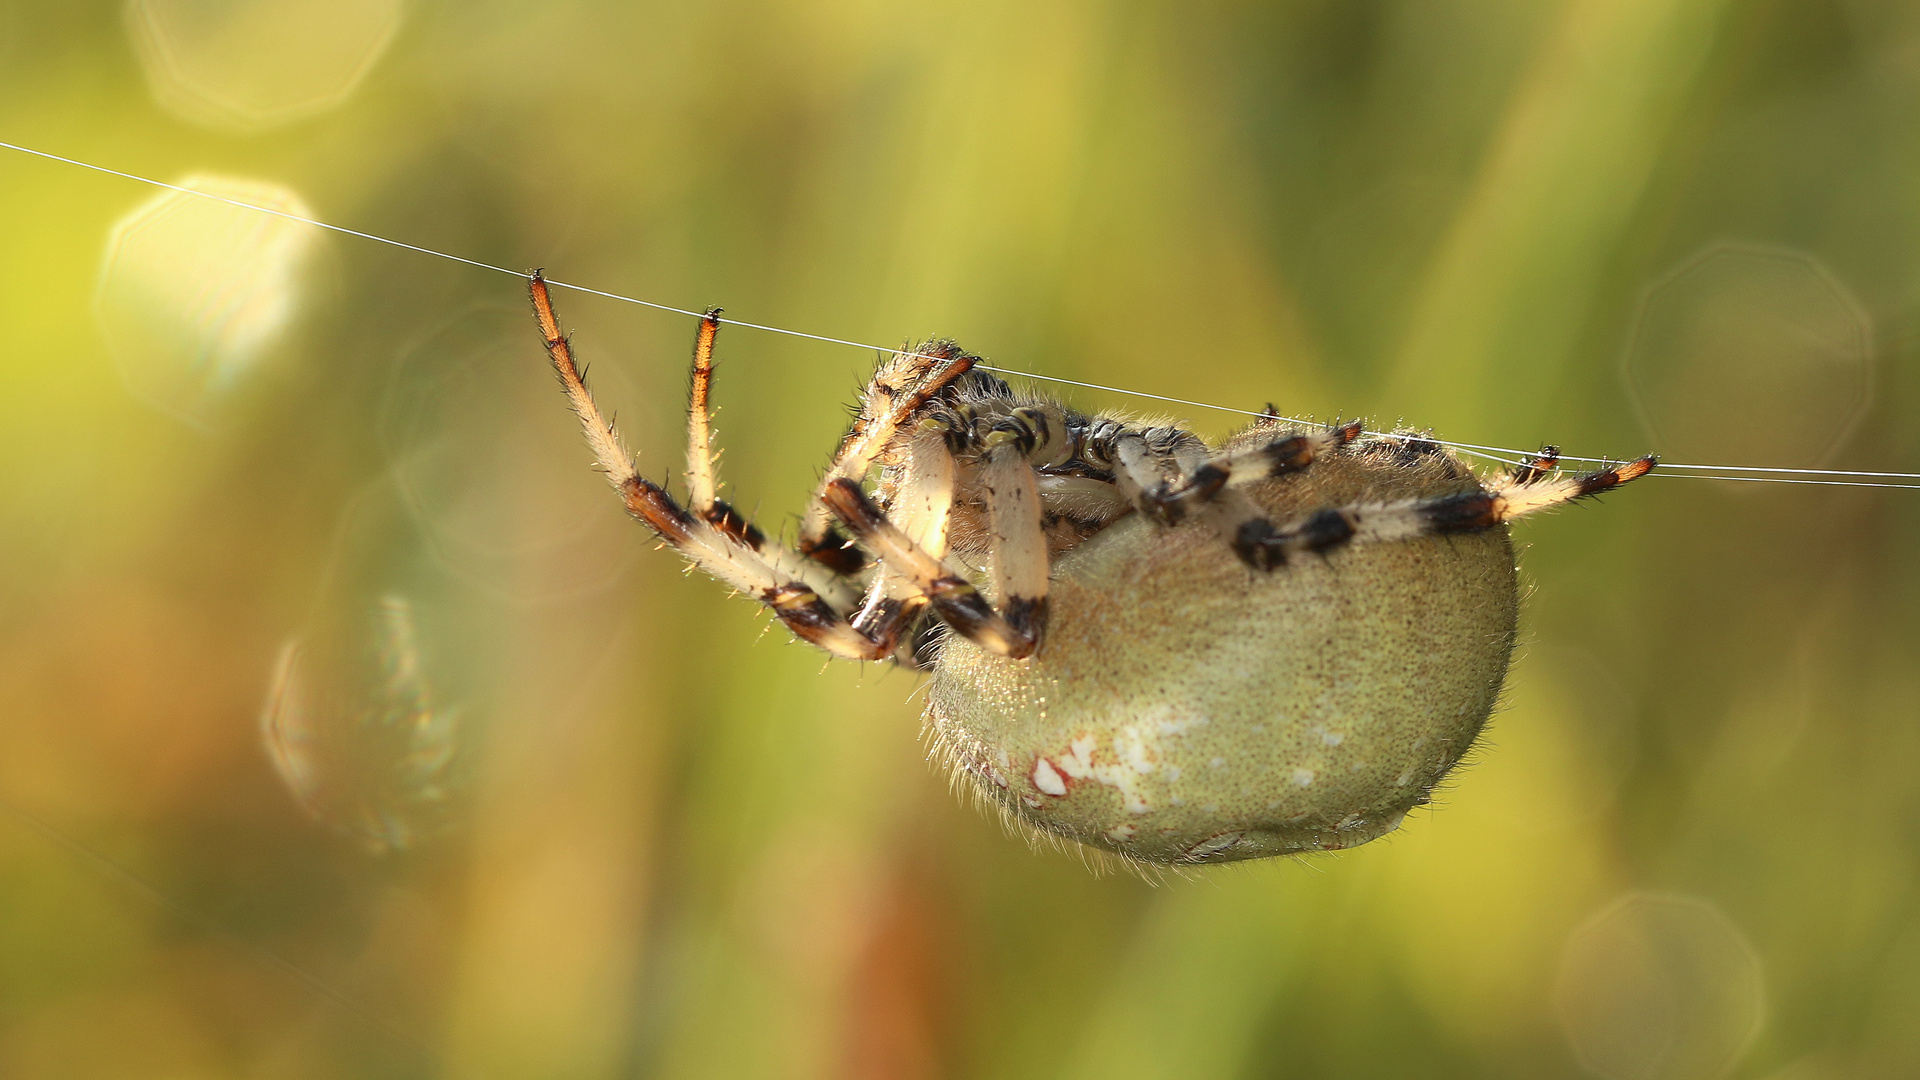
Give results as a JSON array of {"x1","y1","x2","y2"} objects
[{"x1": 2, "y1": 1, "x2": 1917, "y2": 1078}]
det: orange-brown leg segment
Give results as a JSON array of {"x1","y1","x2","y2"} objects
[
  {"x1": 796, "y1": 341, "x2": 979, "y2": 574},
  {"x1": 1509, "y1": 444, "x2": 1561, "y2": 486},
  {"x1": 533, "y1": 273, "x2": 888, "y2": 658}
]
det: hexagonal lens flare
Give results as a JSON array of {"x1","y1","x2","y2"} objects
[
  {"x1": 95, "y1": 174, "x2": 318, "y2": 427},
  {"x1": 1556, "y1": 892, "x2": 1765, "y2": 1080},
  {"x1": 125, "y1": 0, "x2": 402, "y2": 132},
  {"x1": 1624, "y1": 245, "x2": 1874, "y2": 471}
]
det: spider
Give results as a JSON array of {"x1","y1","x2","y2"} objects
[{"x1": 530, "y1": 274, "x2": 1655, "y2": 866}]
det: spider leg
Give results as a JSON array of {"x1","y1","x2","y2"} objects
[
  {"x1": 1475, "y1": 454, "x2": 1657, "y2": 520},
  {"x1": 679, "y1": 307, "x2": 762, "y2": 547},
  {"x1": 796, "y1": 341, "x2": 979, "y2": 574},
  {"x1": 824, "y1": 480, "x2": 1045, "y2": 660},
  {"x1": 821, "y1": 410, "x2": 1054, "y2": 659},
  {"x1": 532, "y1": 274, "x2": 891, "y2": 658},
  {"x1": 1231, "y1": 456, "x2": 1658, "y2": 569},
  {"x1": 682, "y1": 309, "x2": 723, "y2": 512},
  {"x1": 846, "y1": 424, "x2": 955, "y2": 658},
  {"x1": 976, "y1": 423, "x2": 1051, "y2": 650},
  {"x1": 1508, "y1": 444, "x2": 1561, "y2": 486},
  {"x1": 1094, "y1": 422, "x2": 1209, "y2": 511},
  {"x1": 674, "y1": 307, "x2": 854, "y2": 605},
  {"x1": 1144, "y1": 420, "x2": 1364, "y2": 526}
]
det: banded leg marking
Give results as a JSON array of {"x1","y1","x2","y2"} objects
[
  {"x1": 1480, "y1": 454, "x2": 1657, "y2": 521},
  {"x1": 683, "y1": 310, "x2": 721, "y2": 511},
  {"x1": 532, "y1": 274, "x2": 879, "y2": 657},
  {"x1": 1101, "y1": 425, "x2": 1207, "y2": 514},
  {"x1": 980, "y1": 427, "x2": 1051, "y2": 651},
  {"x1": 679, "y1": 310, "x2": 778, "y2": 556},
  {"x1": 823, "y1": 478, "x2": 1045, "y2": 660},
  {"x1": 849, "y1": 426, "x2": 956, "y2": 659},
  {"x1": 1509, "y1": 445, "x2": 1560, "y2": 487},
  {"x1": 798, "y1": 341, "x2": 978, "y2": 574},
  {"x1": 1149, "y1": 420, "x2": 1363, "y2": 526},
  {"x1": 1230, "y1": 455, "x2": 1658, "y2": 570},
  {"x1": 668, "y1": 301, "x2": 859, "y2": 607}
]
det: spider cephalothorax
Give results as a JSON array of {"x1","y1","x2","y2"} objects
[{"x1": 531, "y1": 275, "x2": 1654, "y2": 865}]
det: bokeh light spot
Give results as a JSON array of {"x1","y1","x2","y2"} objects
[
  {"x1": 1623, "y1": 245, "x2": 1873, "y2": 469},
  {"x1": 261, "y1": 593, "x2": 462, "y2": 854},
  {"x1": 95, "y1": 174, "x2": 318, "y2": 428},
  {"x1": 1555, "y1": 892, "x2": 1765, "y2": 1080},
  {"x1": 125, "y1": 0, "x2": 401, "y2": 131}
]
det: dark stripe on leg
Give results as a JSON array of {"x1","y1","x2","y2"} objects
[
  {"x1": 1178, "y1": 464, "x2": 1229, "y2": 506},
  {"x1": 702, "y1": 498, "x2": 766, "y2": 550},
  {"x1": 1511, "y1": 445, "x2": 1560, "y2": 486},
  {"x1": 765, "y1": 583, "x2": 886, "y2": 660},
  {"x1": 1002, "y1": 594, "x2": 1049, "y2": 648},
  {"x1": 1299, "y1": 508, "x2": 1357, "y2": 554},
  {"x1": 850, "y1": 596, "x2": 916, "y2": 657},
  {"x1": 1233, "y1": 518, "x2": 1285, "y2": 571},
  {"x1": 1260, "y1": 435, "x2": 1316, "y2": 473},
  {"x1": 800, "y1": 524, "x2": 868, "y2": 574},
  {"x1": 1572, "y1": 455, "x2": 1657, "y2": 496},
  {"x1": 1269, "y1": 420, "x2": 1361, "y2": 471},
  {"x1": 621, "y1": 476, "x2": 698, "y2": 543},
  {"x1": 1423, "y1": 491, "x2": 1501, "y2": 534},
  {"x1": 821, "y1": 478, "x2": 886, "y2": 533},
  {"x1": 1151, "y1": 464, "x2": 1226, "y2": 526},
  {"x1": 928, "y1": 578, "x2": 996, "y2": 644},
  {"x1": 927, "y1": 578, "x2": 1041, "y2": 660}
]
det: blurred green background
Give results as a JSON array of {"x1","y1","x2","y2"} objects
[{"x1": 2, "y1": 1, "x2": 1917, "y2": 1077}]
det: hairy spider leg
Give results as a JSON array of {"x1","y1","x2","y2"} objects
[
  {"x1": 1086, "y1": 416, "x2": 1365, "y2": 570},
  {"x1": 822, "y1": 404, "x2": 1064, "y2": 660},
  {"x1": 674, "y1": 308, "x2": 853, "y2": 605},
  {"x1": 835, "y1": 402, "x2": 1071, "y2": 659},
  {"x1": 682, "y1": 309, "x2": 721, "y2": 510},
  {"x1": 1133, "y1": 418, "x2": 1363, "y2": 571},
  {"x1": 1474, "y1": 455, "x2": 1657, "y2": 519},
  {"x1": 1146, "y1": 420, "x2": 1365, "y2": 526},
  {"x1": 846, "y1": 424, "x2": 956, "y2": 659},
  {"x1": 532, "y1": 273, "x2": 898, "y2": 659},
  {"x1": 1232, "y1": 455, "x2": 1659, "y2": 567},
  {"x1": 822, "y1": 472, "x2": 1049, "y2": 660},
  {"x1": 527, "y1": 276, "x2": 860, "y2": 610},
  {"x1": 1510, "y1": 444, "x2": 1561, "y2": 486},
  {"x1": 977, "y1": 421, "x2": 1052, "y2": 650},
  {"x1": 1092, "y1": 422, "x2": 1209, "y2": 511},
  {"x1": 796, "y1": 341, "x2": 979, "y2": 575}
]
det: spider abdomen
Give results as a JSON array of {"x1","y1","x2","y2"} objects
[{"x1": 925, "y1": 450, "x2": 1519, "y2": 865}]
